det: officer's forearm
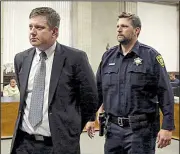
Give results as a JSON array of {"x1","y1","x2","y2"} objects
[
  {"x1": 160, "y1": 102, "x2": 175, "y2": 131},
  {"x1": 161, "y1": 115, "x2": 175, "y2": 131}
]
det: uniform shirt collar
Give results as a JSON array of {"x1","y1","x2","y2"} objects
[
  {"x1": 131, "y1": 40, "x2": 140, "y2": 56},
  {"x1": 117, "y1": 40, "x2": 140, "y2": 57}
]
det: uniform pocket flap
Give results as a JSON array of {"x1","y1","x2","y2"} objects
[
  {"x1": 103, "y1": 67, "x2": 119, "y2": 74},
  {"x1": 128, "y1": 66, "x2": 147, "y2": 74}
]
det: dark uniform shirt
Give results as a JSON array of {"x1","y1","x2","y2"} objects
[{"x1": 97, "y1": 41, "x2": 175, "y2": 130}]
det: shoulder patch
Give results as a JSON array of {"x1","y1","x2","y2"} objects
[{"x1": 156, "y1": 55, "x2": 165, "y2": 67}]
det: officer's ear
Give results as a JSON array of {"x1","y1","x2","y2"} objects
[{"x1": 135, "y1": 27, "x2": 141, "y2": 37}]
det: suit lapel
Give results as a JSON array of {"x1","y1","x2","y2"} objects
[
  {"x1": 19, "y1": 49, "x2": 35, "y2": 108},
  {"x1": 48, "y1": 43, "x2": 66, "y2": 107}
]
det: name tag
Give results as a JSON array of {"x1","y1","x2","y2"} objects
[{"x1": 109, "y1": 63, "x2": 115, "y2": 66}]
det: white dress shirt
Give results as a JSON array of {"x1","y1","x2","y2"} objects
[{"x1": 21, "y1": 42, "x2": 56, "y2": 136}]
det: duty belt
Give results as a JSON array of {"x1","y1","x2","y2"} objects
[{"x1": 109, "y1": 116, "x2": 130, "y2": 127}]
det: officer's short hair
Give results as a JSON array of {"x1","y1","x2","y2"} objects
[
  {"x1": 29, "y1": 7, "x2": 60, "y2": 29},
  {"x1": 118, "y1": 12, "x2": 141, "y2": 29}
]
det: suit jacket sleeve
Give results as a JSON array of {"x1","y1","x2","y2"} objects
[
  {"x1": 75, "y1": 52, "x2": 98, "y2": 128},
  {"x1": 96, "y1": 61, "x2": 103, "y2": 111}
]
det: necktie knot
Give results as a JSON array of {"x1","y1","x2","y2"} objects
[{"x1": 40, "y1": 52, "x2": 47, "y2": 60}]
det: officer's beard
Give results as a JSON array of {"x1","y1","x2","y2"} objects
[
  {"x1": 118, "y1": 37, "x2": 131, "y2": 45},
  {"x1": 117, "y1": 34, "x2": 135, "y2": 45}
]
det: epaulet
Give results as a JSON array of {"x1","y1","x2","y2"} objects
[
  {"x1": 105, "y1": 45, "x2": 118, "y2": 54},
  {"x1": 109, "y1": 45, "x2": 118, "y2": 51},
  {"x1": 102, "y1": 45, "x2": 118, "y2": 59},
  {"x1": 139, "y1": 42, "x2": 157, "y2": 52}
]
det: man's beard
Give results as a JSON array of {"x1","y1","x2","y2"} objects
[
  {"x1": 118, "y1": 37, "x2": 131, "y2": 45},
  {"x1": 117, "y1": 33, "x2": 135, "y2": 45}
]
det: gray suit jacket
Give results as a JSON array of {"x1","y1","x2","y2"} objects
[{"x1": 10, "y1": 42, "x2": 98, "y2": 154}]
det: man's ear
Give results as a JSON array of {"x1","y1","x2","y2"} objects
[
  {"x1": 52, "y1": 27, "x2": 59, "y2": 38},
  {"x1": 135, "y1": 27, "x2": 141, "y2": 37}
]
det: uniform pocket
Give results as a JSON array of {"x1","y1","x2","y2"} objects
[
  {"x1": 103, "y1": 67, "x2": 119, "y2": 86},
  {"x1": 128, "y1": 66, "x2": 148, "y2": 87}
]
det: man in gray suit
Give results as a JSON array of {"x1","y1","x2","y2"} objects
[{"x1": 11, "y1": 7, "x2": 98, "y2": 154}]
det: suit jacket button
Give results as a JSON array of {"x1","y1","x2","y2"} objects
[{"x1": 49, "y1": 112, "x2": 52, "y2": 115}]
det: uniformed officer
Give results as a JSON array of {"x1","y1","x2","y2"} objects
[{"x1": 86, "y1": 12, "x2": 175, "y2": 154}]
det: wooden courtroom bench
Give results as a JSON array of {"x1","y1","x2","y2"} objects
[{"x1": 1, "y1": 96, "x2": 20, "y2": 138}]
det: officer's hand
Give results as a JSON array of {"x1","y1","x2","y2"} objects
[
  {"x1": 86, "y1": 121, "x2": 95, "y2": 139},
  {"x1": 157, "y1": 129, "x2": 172, "y2": 148}
]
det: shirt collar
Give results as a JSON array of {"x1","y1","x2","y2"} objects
[
  {"x1": 117, "y1": 40, "x2": 140, "y2": 57},
  {"x1": 36, "y1": 41, "x2": 57, "y2": 59},
  {"x1": 131, "y1": 40, "x2": 140, "y2": 56}
]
